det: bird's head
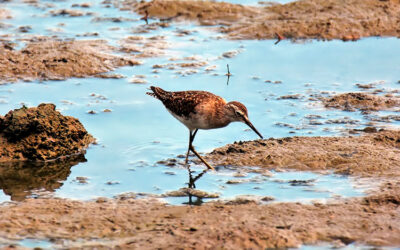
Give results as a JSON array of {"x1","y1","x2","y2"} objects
[{"x1": 225, "y1": 101, "x2": 263, "y2": 139}]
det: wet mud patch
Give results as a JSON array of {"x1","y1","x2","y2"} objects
[
  {"x1": 0, "y1": 182, "x2": 399, "y2": 248},
  {"x1": 126, "y1": 0, "x2": 400, "y2": 40},
  {"x1": 119, "y1": 35, "x2": 168, "y2": 58},
  {"x1": 207, "y1": 130, "x2": 400, "y2": 177},
  {"x1": 0, "y1": 103, "x2": 94, "y2": 162},
  {"x1": 323, "y1": 92, "x2": 400, "y2": 112},
  {"x1": 0, "y1": 39, "x2": 139, "y2": 83}
]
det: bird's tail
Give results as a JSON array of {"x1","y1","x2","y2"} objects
[{"x1": 146, "y1": 86, "x2": 167, "y2": 100}]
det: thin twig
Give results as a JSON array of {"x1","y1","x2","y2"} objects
[{"x1": 225, "y1": 64, "x2": 232, "y2": 85}]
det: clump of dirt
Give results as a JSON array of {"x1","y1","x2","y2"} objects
[
  {"x1": 207, "y1": 130, "x2": 400, "y2": 177},
  {"x1": 0, "y1": 103, "x2": 94, "y2": 162},
  {"x1": 0, "y1": 182, "x2": 399, "y2": 248},
  {"x1": 323, "y1": 92, "x2": 400, "y2": 111},
  {"x1": 125, "y1": 0, "x2": 400, "y2": 40},
  {"x1": 0, "y1": 39, "x2": 139, "y2": 83}
]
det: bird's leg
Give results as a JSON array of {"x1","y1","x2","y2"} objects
[
  {"x1": 185, "y1": 131, "x2": 191, "y2": 164},
  {"x1": 189, "y1": 144, "x2": 215, "y2": 170},
  {"x1": 185, "y1": 129, "x2": 198, "y2": 164}
]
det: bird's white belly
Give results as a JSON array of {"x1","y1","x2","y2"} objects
[{"x1": 168, "y1": 110, "x2": 211, "y2": 130}]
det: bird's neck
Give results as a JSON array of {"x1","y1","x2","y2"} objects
[
  {"x1": 218, "y1": 105, "x2": 234, "y2": 126},
  {"x1": 201, "y1": 103, "x2": 232, "y2": 129}
]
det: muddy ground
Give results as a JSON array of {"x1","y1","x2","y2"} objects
[
  {"x1": 207, "y1": 130, "x2": 400, "y2": 177},
  {"x1": 126, "y1": 0, "x2": 400, "y2": 40},
  {"x1": 0, "y1": 177, "x2": 399, "y2": 248},
  {"x1": 0, "y1": 103, "x2": 94, "y2": 162},
  {"x1": 1, "y1": 0, "x2": 400, "y2": 248},
  {"x1": 323, "y1": 92, "x2": 400, "y2": 112},
  {"x1": 0, "y1": 39, "x2": 139, "y2": 83},
  {"x1": 0, "y1": 130, "x2": 399, "y2": 248}
]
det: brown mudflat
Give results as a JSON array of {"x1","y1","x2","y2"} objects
[
  {"x1": 207, "y1": 130, "x2": 400, "y2": 177},
  {"x1": 0, "y1": 183, "x2": 399, "y2": 249},
  {"x1": 126, "y1": 0, "x2": 400, "y2": 40},
  {"x1": 0, "y1": 39, "x2": 138, "y2": 83},
  {"x1": 323, "y1": 92, "x2": 400, "y2": 112},
  {"x1": 0, "y1": 131, "x2": 400, "y2": 248}
]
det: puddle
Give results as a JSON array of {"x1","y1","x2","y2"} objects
[
  {"x1": 18, "y1": 238, "x2": 53, "y2": 249},
  {"x1": 161, "y1": 166, "x2": 367, "y2": 205},
  {"x1": 0, "y1": 0, "x2": 399, "y2": 204}
]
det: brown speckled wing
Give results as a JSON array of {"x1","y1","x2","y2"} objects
[{"x1": 147, "y1": 86, "x2": 217, "y2": 118}]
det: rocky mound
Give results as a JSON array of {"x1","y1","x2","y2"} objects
[
  {"x1": 323, "y1": 92, "x2": 400, "y2": 111},
  {"x1": 126, "y1": 0, "x2": 400, "y2": 40},
  {"x1": 0, "y1": 103, "x2": 94, "y2": 162},
  {"x1": 0, "y1": 39, "x2": 139, "y2": 83}
]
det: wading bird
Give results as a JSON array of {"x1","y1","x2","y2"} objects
[{"x1": 147, "y1": 86, "x2": 263, "y2": 170}]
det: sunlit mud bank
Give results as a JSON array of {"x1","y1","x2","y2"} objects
[
  {"x1": 207, "y1": 130, "x2": 400, "y2": 177},
  {"x1": 126, "y1": 0, "x2": 400, "y2": 40},
  {"x1": 0, "y1": 39, "x2": 138, "y2": 83}
]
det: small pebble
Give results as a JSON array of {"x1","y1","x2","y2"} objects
[
  {"x1": 75, "y1": 176, "x2": 89, "y2": 184},
  {"x1": 106, "y1": 181, "x2": 120, "y2": 185}
]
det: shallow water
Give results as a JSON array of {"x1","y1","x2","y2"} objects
[{"x1": 0, "y1": 0, "x2": 400, "y2": 204}]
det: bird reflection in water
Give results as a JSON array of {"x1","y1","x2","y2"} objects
[
  {"x1": 183, "y1": 167, "x2": 208, "y2": 206},
  {"x1": 0, "y1": 154, "x2": 87, "y2": 201}
]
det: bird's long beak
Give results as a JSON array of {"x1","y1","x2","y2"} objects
[{"x1": 244, "y1": 117, "x2": 263, "y2": 139}]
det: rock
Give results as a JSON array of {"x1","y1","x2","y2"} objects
[
  {"x1": 50, "y1": 9, "x2": 86, "y2": 17},
  {"x1": 129, "y1": 78, "x2": 148, "y2": 84},
  {"x1": 277, "y1": 94, "x2": 302, "y2": 100},
  {"x1": 75, "y1": 176, "x2": 89, "y2": 184},
  {"x1": 0, "y1": 103, "x2": 94, "y2": 162},
  {"x1": 222, "y1": 50, "x2": 239, "y2": 58},
  {"x1": 261, "y1": 196, "x2": 274, "y2": 202},
  {"x1": 225, "y1": 195, "x2": 259, "y2": 205},
  {"x1": 288, "y1": 179, "x2": 315, "y2": 186}
]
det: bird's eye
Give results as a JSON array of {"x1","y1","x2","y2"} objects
[{"x1": 235, "y1": 111, "x2": 242, "y2": 116}]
